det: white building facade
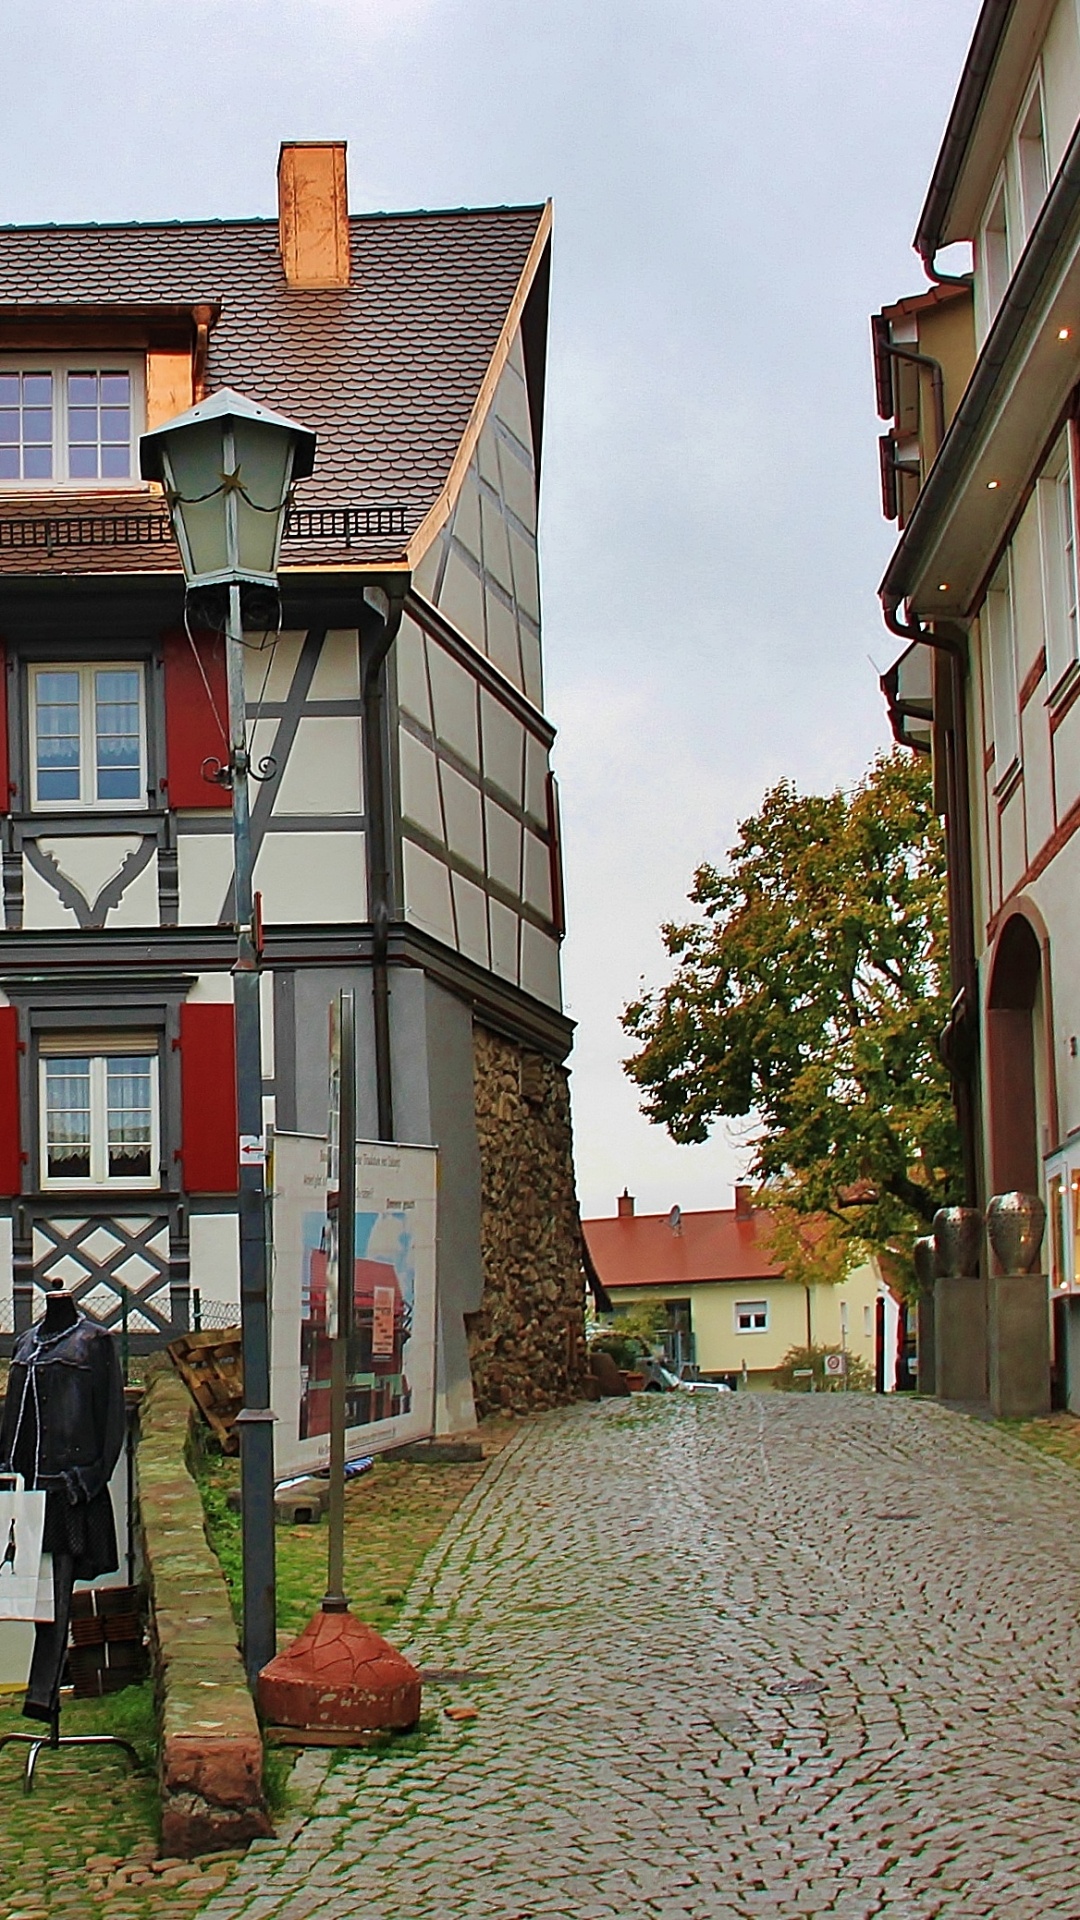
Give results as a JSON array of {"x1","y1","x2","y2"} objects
[
  {"x1": 0, "y1": 146, "x2": 584, "y2": 1425},
  {"x1": 876, "y1": 0, "x2": 1080, "y2": 1405}
]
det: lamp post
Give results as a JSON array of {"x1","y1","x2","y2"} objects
[{"x1": 141, "y1": 389, "x2": 317, "y2": 1684}]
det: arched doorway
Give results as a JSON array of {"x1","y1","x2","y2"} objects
[{"x1": 986, "y1": 913, "x2": 1042, "y2": 1195}]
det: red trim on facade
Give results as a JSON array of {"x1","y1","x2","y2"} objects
[
  {"x1": 987, "y1": 795, "x2": 1080, "y2": 941},
  {"x1": 0, "y1": 1006, "x2": 21, "y2": 1196},
  {"x1": 1049, "y1": 667, "x2": 1080, "y2": 734},
  {"x1": 177, "y1": 1002, "x2": 238, "y2": 1193},
  {"x1": 985, "y1": 896, "x2": 1060, "y2": 1151},
  {"x1": 1019, "y1": 649, "x2": 1047, "y2": 710},
  {"x1": 162, "y1": 629, "x2": 231, "y2": 809},
  {"x1": 0, "y1": 642, "x2": 8, "y2": 814}
]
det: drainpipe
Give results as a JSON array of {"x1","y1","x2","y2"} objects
[
  {"x1": 882, "y1": 597, "x2": 979, "y2": 1207},
  {"x1": 362, "y1": 583, "x2": 406, "y2": 1143},
  {"x1": 921, "y1": 256, "x2": 973, "y2": 291},
  {"x1": 878, "y1": 342, "x2": 947, "y2": 459},
  {"x1": 913, "y1": 0, "x2": 1015, "y2": 281}
]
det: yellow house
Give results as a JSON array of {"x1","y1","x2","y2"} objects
[{"x1": 583, "y1": 1188, "x2": 881, "y2": 1387}]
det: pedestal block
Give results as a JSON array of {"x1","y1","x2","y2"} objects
[
  {"x1": 935, "y1": 1274, "x2": 987, "y2": 1403},
  {"x1": 257, "y1": 1608, "x2": 422, "y2": 1736},
  {"x1": 916, "y1": 1293, "x2": 936, "y2": 1396},
  {"x1": 988, "y1": 1271, "x2": 1051, "y2": 1420}
]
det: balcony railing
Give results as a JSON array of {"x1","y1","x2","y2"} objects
[{"x1": 0, "y1": 502, "x2": 409, "y2": 554}]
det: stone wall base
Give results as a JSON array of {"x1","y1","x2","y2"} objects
[
  {"x1": 469, "y1": 1025, "x2": 586, "y2": 1418},
  {"x1": 139, "y1": 1367, "x2": 272, "y2": 1857}
]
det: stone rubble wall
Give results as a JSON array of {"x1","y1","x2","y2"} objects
[
  {"x1": 469, "y1": 1024, "x2": 586, "y2": 1417},
  {"x1": 138, "y1": 1366, "x2": 272, "y2": 1857}
]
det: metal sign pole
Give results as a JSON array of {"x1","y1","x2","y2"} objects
[
  {"x1": 324, "y1": 989, "x2": 356, "y2": 1614},
  {"x1": 227, "y1": 579, "x2": 276, "y2": 1686}
]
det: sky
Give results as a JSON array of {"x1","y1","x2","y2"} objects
[{"x1": 2, "y1": 0, "x2": 983, "y2": 1220}]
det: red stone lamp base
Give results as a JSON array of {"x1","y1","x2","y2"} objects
[{"x1": 257, "y1": 1607, "x2": 422, "y2": 1740}]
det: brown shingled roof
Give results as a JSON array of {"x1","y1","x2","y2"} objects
[{"x1": 0, "y1": 205, "x2": 547, "y2": 575}]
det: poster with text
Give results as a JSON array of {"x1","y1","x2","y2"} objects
[{"x1": 271, "y1": 1133, "x2": 439, "y2": 1479}]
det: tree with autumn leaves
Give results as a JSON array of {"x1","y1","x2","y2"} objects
[{"x1": 622, "y1": 752, "x2": 962, "y2": 1270}]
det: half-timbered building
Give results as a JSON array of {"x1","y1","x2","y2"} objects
[{"x1": 0, "y1": 142, "x2": 584, "y2": 1427}]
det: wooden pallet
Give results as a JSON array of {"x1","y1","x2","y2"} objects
[{"x1": 168, "y1": 1328, "x2": 243, "y2": 1453}]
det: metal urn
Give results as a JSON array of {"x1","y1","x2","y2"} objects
[
  {"x1": 932, "y1": 1207, "x2": 984, "y2": 1279},
  {"x1": 912, "y1": 1235, "x2": 937, "y2": 1293},
  {"x1": 985, "y1": 1192, "x2": 1046, "y2": 1275}
]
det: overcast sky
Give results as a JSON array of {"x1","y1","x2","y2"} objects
[{"x1": 3, "y1": 0, "x2": 982, "y2": 1220}]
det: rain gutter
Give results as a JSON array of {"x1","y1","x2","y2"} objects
[
  {"x1": 362, "y1": 581, "x2": 406, "y2": 1142},
  {"x1": 914, "y1": 0, "x2": 1017, "y2": 280},
  {"x1": 881, "y1": 107, "x2": 1080, "y2": 623}
]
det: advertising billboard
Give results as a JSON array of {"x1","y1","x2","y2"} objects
[{"x1": 271, "y1": 1132, "x2": 438, "y2": 1479}]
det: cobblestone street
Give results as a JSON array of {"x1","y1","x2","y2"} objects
[{"x1": 200, "y1": 1394, "x2": 1080, "y2": 1919}]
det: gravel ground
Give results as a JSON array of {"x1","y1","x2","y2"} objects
[{"x1": 192, "y1": 1392, "x2": 1080, "y2": 1920}]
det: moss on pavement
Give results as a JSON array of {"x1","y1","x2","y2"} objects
[{"x1": 0, "y1": 1415, "x2": 518, "y2": 1917}]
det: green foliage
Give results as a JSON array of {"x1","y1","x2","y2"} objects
[
  {"x1": 589, "y1": 1301, "x2": 668, "y2": 1369},
  {"x1": 773, "y1": 1343, "x2": 873, "y2": 1392},
  {"x1": 589, "y1": 1331, "x2": 642, "y2": 1369},
  {"x1": 192, "y1": 1444, "x2": 493, "y2": 1643},
  {"x1": 759, "y1": 1196, "x2": 864, "y2": 1288},
  {"x1": 622, "y1": 752, "x2": 962, "y2": 1249},
  {"x1": 195, "y1": 1451, "x2": 243, "y2": 1627},
  {"x1": 262, "y1": 1742, "x2": 298, "y2": 1813}
]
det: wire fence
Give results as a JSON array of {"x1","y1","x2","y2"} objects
[{"x1": 0, "y1": 1292, "x2": 240, "y2": 1335}]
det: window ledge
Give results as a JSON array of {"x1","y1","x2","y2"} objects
[
  {"x1": 0, "y1": 482, "x2": 153, "y2": 499},
  {"x1": 992, "y1": 757, "x2": 1023, "y2": 802},
  {"x1": 1045, "y1": 657, "x2": 1080, "y2": 710}
]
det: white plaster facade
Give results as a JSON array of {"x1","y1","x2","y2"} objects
[{"x1": 877, "y1": 0, "x2": 1080, "y2": 1405}]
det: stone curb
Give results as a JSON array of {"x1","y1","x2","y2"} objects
[{"x1": 139, "y1": 1367, "x2": 272, "y2": 1858}]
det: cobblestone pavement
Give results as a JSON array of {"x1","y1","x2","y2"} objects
[{"x1": 198, "y1": 1394, "x2": 1080, "y2": 1919}]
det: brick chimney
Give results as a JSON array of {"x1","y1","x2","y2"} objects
[
  {"x1": 278, "y1": 141, "x2": 350, "y2": 289},
  {"x1": 734, "y1": 1185, "x2": 753, "y2": 1219},
  {"x1": 617, "y1": 1189, "x2": 635, "y2": 1218}
]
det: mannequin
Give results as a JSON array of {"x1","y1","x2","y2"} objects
[
  {"x1": 0, "y1": 1284, "x2": 125, "y2": 1721},
  {"x1": 40, "y1": 1286, "x2": 78, "y2": 1338}
]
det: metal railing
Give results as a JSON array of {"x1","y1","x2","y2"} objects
[{"x1": 0, "y1": 502, "x2": 408, "y2": 553}]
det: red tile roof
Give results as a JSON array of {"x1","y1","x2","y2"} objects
[
  {"x1": 0, "y1": 206, "x2": 547, "y2": 574},
  {"x1": 582, "y1": 1207, "x2": 784, "y2": 1290}
]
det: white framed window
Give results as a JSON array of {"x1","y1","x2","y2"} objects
[
  {"x1": 979, "y1": 173, "x2": 1011, "y2": 328},
  {"x1": 1015, "y1": 68, "x2": 1049, "y2": 243},
  {"x1": 735, "y1": 1300, "x2": 768, "y2": 1333},
  {"x1": 29, "y1": 662, "x2": 147, "y2": 809},
  {"x1": 0, "y1": 355, "x2": 143, "y2": 486},
  {"x1": 1037, "y1": 434, "x2": 1080, "y2": 697},
  {"x1": 984, "y1": 557, "x2": 1021, "y2": 791},
  {"x1": 39, "y1": 1040, "x2": 159, "y2": 1190}
]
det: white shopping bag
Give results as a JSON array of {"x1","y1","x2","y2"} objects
[
  {"x1": 0, "y1": 1477, "x2": 51, "y2": 1622},
  {"x1": 34, "y1": 1553, "x2": 55, "y2": 1624}
]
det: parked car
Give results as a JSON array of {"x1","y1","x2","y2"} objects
[{"x1": 641, "y1": 1359, "x2": 732, "y2": 1394}]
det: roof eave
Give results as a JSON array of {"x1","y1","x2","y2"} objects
[
  {"x1": 405, "y1": 200, "x2": 552, "y2": 575},
  {"x1": 882, "y1": 117, "x2": 1080, "y2": 620},
  {"x1": 914, "y1": 0, "x2": 1017, "y2": 269}
]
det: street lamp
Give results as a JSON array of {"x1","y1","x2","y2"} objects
[{"x1": 141, "y1": 388, "x2": 317, "y2": 1685}]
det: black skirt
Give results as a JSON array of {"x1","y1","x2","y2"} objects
[{"x1": 42, "y1": 1485, "x2": 118, "y2": 1582}]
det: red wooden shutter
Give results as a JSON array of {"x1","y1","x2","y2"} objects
[
  {"x1": 0, "y1": 1006, "x2": 21, "y2": 1196},
  {"x1": 178, "y1": 1003, "x2": 238, "y2": 1193},
  {"x1": 162, "y1": 629, "x2": 231, "y2": 808},
  {"x1": 0, "y1": 641, "x2": 9, "y2": 814}
]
